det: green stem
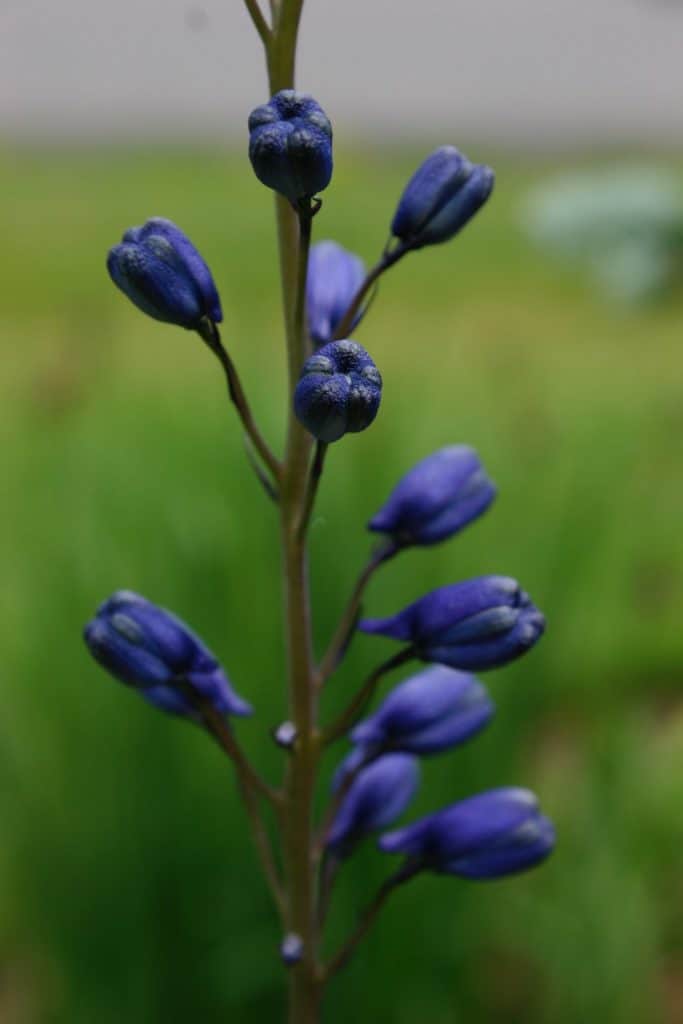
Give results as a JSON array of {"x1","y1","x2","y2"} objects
[
  {"x1": 243, "y1": 0, "x2": 272, "y2": 45},
  {"x1": 198, "y1": 321, "x2": 282, "y2": 483},
  {"x1": 264, "y1": 7, "x2": 324, "y2": 1021},
  {"x1": 316, "y1": 541, "x2": 398, "y2": 685},
  {"x1": 175, "y1": 684, "x2": 285, "y2": 915},
  {"x1": 323, "y1": 863, "x2": 420, "y2": 980},
  {"x1": 298, "y1": 441, "x2": 328, "y2": 540}
]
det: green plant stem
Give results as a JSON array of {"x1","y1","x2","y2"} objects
[
  {"x1": 176, "y1": 684, "x2": 285, "y2": 916},
  {"x1": 298, "y1": 441, "x2": 328, "y2": 539},
  {"x1": 243, "y1": 0, "x2": 272, "y2": 45},
  {"x1": 316, "y1": 541, "x2": 398, "y2": 685},
  {"x1": 323, "y1": 864, "x2": 420, "y2": 980},
  {"x1": 264, "y1": 6, "x2": 325, "y2": 1021},
  {"x1": 198, "y1": 320, "x2": 282, "y2": 483}
]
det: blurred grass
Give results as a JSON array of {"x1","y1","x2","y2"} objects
[{"x1": 1, "y1": 143, "x2": 682, "y2": 1023}]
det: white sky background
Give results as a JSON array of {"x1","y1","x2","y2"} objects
[{"x1": 1, "y1": 0, "x2": 683, "y2": 145}]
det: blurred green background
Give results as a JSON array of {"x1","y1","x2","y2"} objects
[{"x1": 1, "y1": 144, "x2": 683, "y2": 1023}]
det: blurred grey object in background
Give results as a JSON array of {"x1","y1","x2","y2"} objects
[{"x1": 523, "y1": 168, "x2": 683, "y2": 303}]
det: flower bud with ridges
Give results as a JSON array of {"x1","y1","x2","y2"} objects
[
  {"x1": 359, "y1": 576, "x2": 545, "y2": 671},
  {"x1": 248, "y1": 90, "x2": 333, "y2": 204},
  {"x1": 294, "y1": 339, "x2": 382, "y2": 443},
  {"x1": 351, "y1": 665, "x2": 494, "y2": 757},
  {"x1": 391, "y1": 146, "x2": 494, "y2": 251},
  {"x1": 83, "y1": 590, "x2": 251, "y2": 718},
  {"x1": 379, "y1": 787, "x2": 555, "y2": 880},
  {"x1": 368, "y1": 445, "x2": 496, "y2": 547},
  {"x1": 107, "y1": 217, "x2": 222, "y2": 329}
]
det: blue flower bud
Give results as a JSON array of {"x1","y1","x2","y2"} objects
[
  {"x1": 248, "y1": 90, "x2": 333, "y2": 205},
  {"x1": 379, "y1": 787, "x2": 555, "y2": 880},
  {"x1": 327, "y1": 754, "x2": 419, "y2": 858},
  {"x1": 359, "y1": 576, "x2": 545, "y2": 671},
  {"x1": 83, "y1": 590, "x2": 251, "y2": 718},
  {"x1": 368, "y1": 445, "x2": 496, "y2": 547},
  {"x1": 350, "y1": 665, "x2": 494, "y2": 757},
  {"x1": 391, "y1": 146, "x2": 494, "y2": 250},
  {"x1": 306, "y1": 241, "x2": 366, "y2": 345},
  {"x1": 294, "y1": 339, "x2": 382, "y2": 443},
  {"x1": 107, "y1": 217, "x2": 222, "y2": 329}
]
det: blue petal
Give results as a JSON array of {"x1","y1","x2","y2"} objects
[
  {"x1": 307, "y1": 240, "x2": 366, "y2": 345},
  {"x1": 327, "y1": 754, "x2": 420, "y2": 857},
  {"x1": 392, "y1": 147, "x2": 472, "y2": 240},
  {"x1": 84, "y1": 619, "x2": 172, "y2": 686},
  {"x1": 416, "y1": 164, "x2": 495, "y2": 247},
  {"x1": 446, "y1": 814, "x2": 555, "y2": 879},
  {"x1": 107, "y1": 242, "x2": 204, "y2": 328},
  {"x1": 351, "y1": 665, "x2": 493, "y2": 755},
  {"x1": 137, "y1": 218, "x2": 222, "y2": 323}
]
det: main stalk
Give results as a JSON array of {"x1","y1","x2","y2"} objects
[{"x1": 266, "y1": 4, "x2": 322, "y2": 1020}]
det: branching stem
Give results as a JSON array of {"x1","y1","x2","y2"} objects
[
  {"x1": 243, "y1": 0, "x2": 272, "y2": 46},
  {"x1": 176, "y1": 683, "x2": 285, "y2": 915},
  {"x1": 323, "y1": 863, "x2": 420, "y2": 979}
]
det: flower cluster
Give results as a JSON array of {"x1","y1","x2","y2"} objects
[
  {"x1": 89, "y1": 81, "x2": 554, "y2": 999},
  {"x1": 324, "y1": 442, "x2": 552, "y2": 879}
]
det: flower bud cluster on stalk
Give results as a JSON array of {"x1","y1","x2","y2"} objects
[{"x1": 85, "y1": 53, "x2": 554, "y2": 1022}]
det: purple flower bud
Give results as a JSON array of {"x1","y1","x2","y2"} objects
[
  {"x1": 368, "y1": 445, "x2": 496, "y2": 547},
  {"x1": 107, "y1": 217, "x2": 222, "y2": 329},
  {"x1": 379, "y1": 787, "x2": 555, "y2": 880},
  {"x1": 83, "y1": 590, "x2": 251, "y2": 718},
  {"x1": 306, "y1": 241, "x2": 366, "y2": 345},
  {"x1": 294, "y1": 339, "x2": 382, "y2": 443},
  {"x1": 391, "y1": 146, "x2": 494, "y2": 250},
  {"x1": 248, "y1": 90, "x2": 333, "y2": 205},
  {"x1": 327, "y1": 754, "x2": 419, "y2": 858},
  {"x1": 350, "y1": 665, "x2": 494, "y2": 757},
  {"x1": 359, "y1": 576, "x2": 545, "y2": 671}
]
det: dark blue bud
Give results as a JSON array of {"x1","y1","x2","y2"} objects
[
  {"x1": 379, "y1": 787, "x2": 555, "y2": 880},
  {"x1": 248, "y1": 90, "x2": 333, "y2": 204},
  {"x1": 391, "y1": 146, "x2": 494, "y2": 250},
  {"x1": 83, "y1": 590, "x2": 251, "y2": 718},
  {"x1": 280, "y1": 933, "x2": 304, "y2": 966},
  {"x1": 359, "y1": 576, "x2": 545, "y2": 671},
  {"x1": 326, "y1": 754, "x2": 419, "y2": 858},
  {"x1": 107, "y1": 217, "x2": 222, "y2": 328},
  {"x1": 350, "y1": 665, "x2": 494, "y2": 757},
  {"x1": 306, "y1": 240, "x2": 366, "y2": 345},
  {"x1": 368, "y1": 445, "x2": 496, "y2": 547},
  {"x1": 294, "y1": 339, "x2": 382, "y2": 443}
]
